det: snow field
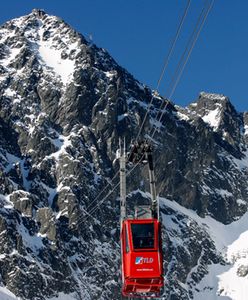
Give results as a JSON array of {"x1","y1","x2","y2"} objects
[{"x1": 160, "y1": 197, "x2": 248, "y2": 300}]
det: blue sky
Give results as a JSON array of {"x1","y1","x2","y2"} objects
[{"x1": 1, "y1": 1, "x2": 248, "y2": 112}]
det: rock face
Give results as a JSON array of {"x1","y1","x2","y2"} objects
[{"x1": 0, "y1": 9, "x2": 248, "y2": 300}]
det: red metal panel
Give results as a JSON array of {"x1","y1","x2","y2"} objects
[{"x1": 121, "y1": 219, "x2": 164, "y2": 297}]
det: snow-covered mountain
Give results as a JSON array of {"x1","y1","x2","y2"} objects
[{"x1": 1, "y1": 9, "x2": 248, "y2": 300}]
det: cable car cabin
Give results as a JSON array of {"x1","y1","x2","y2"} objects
[{"x1": 121, "y1": 218, "x2": 163, "y2": 297}]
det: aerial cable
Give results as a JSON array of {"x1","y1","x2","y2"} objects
[
  {"x1": 78, "y1": 206, "x2": 99, "y2": 223},
  {"x1": 168, "y1": 0, "x2": 215, "y2": 100},
  {"x1": 74, "y1": 180, "x2": 121, "y2": 228},
  {"x1": 59, "y1": 189, "x2": 102, "y2": 225},
  {"x1": 108, "y1": 0, "x2": 215, "y2": 232},
  {"x1": 84, "y1": 137, "x2": 126, "y2": 213},
  {"x1": 135, "y1": 0, "x2": 191, "y2": 142},
  {"x1": 150, "y1": 0, "x2": 215, "y2": 140},
  {"x1": 74, "y1": 156, "x2": 143, "y2": 228},
  {"x1": 74, "y1": 0, "x2": 215, "y2": 227},
  {"x1": 149, "y1": 2, "x2": 205, "y2": 139},
  {"x1": 76, "y1": 1, "x2": 191, "y2": 224},
  {"x1": 74, "y1": 155, "x2": 143, "y2": 228},
  {"x1": 80, "y1": 0, "x2": 215, "y2": 225},
  {"x1": 85, "y1": 171, "x2": 119, "y2": 212}
]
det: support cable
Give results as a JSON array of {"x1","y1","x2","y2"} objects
[
  {"x1": 136, "y1": 0, "x2": 191, "y2": 142},
  {"x1": 74, "y1": 156, "x2": 143, "y2": 228},
  {"x1": 73, "y1": 1, "x2": 192, "y2": 226},
  {"x1": 73, "y1": 0, "x2": 215, "y2": 227},
  {"x1": 85, "y1": 171, "x2": 119, "y2": 212},
  {"x1": 150, "y1": 0, "x2": 215, "y2": 140}
]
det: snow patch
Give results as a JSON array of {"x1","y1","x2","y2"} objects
[
  {"x1": 176, "y1": 111, "x2": 190, "y2": 121},
  {"x1": 0, "y1": 286, "x2": 20, "y2": 300},
  {"x1": 0, "y1": 47, "x2": 20, "y2": 68},
  {"x1": 200, "y1": 92, "x2": 227, "y2": 101},
  {"x1": 104, "y1": 71, "x2": 115, "y2": 79},
  {"x1": 28, "y1": 20, "x2": 77, "y2": 86},
  {"x1": 244, "y1": 125, "x2": 248, "y2": 136},
  {"x1": 118, "y1": 113, "x2": 129, "y2": 122},
  {"x1": 48, "y1": 133, "x2": 74, "y2": 161},
  {"x1": 237, "y1": 199, "x2": 246, "y2": 206},
  {"x1": 232, "y1": 149, "x2": 248, "y2": 170},
  {"x1": 38, "y1": 43, "x2": 75, "y2": 85},
  {"x1": 48, "y1": 293, "x2": 79, "y2": 300},
  {"x1": 214, "y1": 188, "x2": 233, "y2": 198},
  {"x1": 202, "y1": 107, "x2": 221, "y2": 130},
  {"x1": 218, "y1": 228, "x2": 248, "y2": 299},
  {"x1": 4, "y1": 88, "x2": 16, "y2": 98},
  {"x1": 18, "y1": 222, "x2": 44, "y2": 254},
  {"x1": 160, "y1": 197, "x2": 248, "y2": 300}
]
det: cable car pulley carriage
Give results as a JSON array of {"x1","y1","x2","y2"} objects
[{"x1": 118, "y1": 140, "x2": 164, "y2": 299}]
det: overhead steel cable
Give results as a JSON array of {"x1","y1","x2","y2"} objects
[
  {"x1": 150, "y1": 0, "x2": 215, "y2": 140},
  {"x1": 74, "y1": 182, "x2": 120, "y2": 228},
  {"x1": 79, "y1": 0, "x2": 215, "y2": 225},
  {"x1": 85, "y1": 171, "x2": 119, "y2": 212},
  {"x1": 73, "y1": 0, "x2": 215, "y2": 228},
  {"x1": 74, "y1": 156, "x2": 144, "y2": 228},
  {"x1": 167, "y1": 0, "x2": 215, "y2": 100},
  {"x1": 135, "y1": 0, "x2": 191, "y2": 142},
  {"x1": 73, "y1": 2, "x2": 192, "y2": 226}
]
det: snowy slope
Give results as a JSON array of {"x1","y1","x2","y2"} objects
[
  {"x1": 0, "y1": 288, "x2": 77, "y2": 300},
  {"x1": 0, "y1": 287, "x2": 20, "y2": 300},
  {"x1": 161, "y1": 196, "x2": 248, "y2": 300},
  {"x1": 0, "y1": 11, "x2": 78, "y2": 87},
  {"x1": 1, "y1": 8, "x2": 248, "y2": 300}
]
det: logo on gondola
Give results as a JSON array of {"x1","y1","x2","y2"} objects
[{"x1": 135, "y1": 257, "x2": 154, "y2": 264}]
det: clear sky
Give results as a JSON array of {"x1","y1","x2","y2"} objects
[{"x1": 1, "y1": 1, "x2": 248, "y2": 112}]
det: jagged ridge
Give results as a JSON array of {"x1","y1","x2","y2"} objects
[{"x1": 0, "y1": 9, "x2": 248, "y2": 300}]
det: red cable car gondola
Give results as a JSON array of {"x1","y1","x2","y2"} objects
[
  {"x1": 121, "y1": 218, "x2": 163, "y2": 297},
  {"x1": 119, "y1": 140, "x2": 164, "y2": 298}
]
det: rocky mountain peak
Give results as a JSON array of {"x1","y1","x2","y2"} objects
[
  {"x1": 1, "y1": 9, "x2": 86, "y2": 84},
  {"x1": 188, "y1": 92, "x2": 235, "y2": 129},
  {"x1": 186, "y1": 92, "x2": 244, "y2": 150},
  {"x1": 0, "y1": 9, "x2": 153, "y2": 138},
  {"x1": 31, "y1": 8, "x2": 47, "y2": 18},
  {"x1": 1, "y1": 10, "x2": 248, "y2": 300}
]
